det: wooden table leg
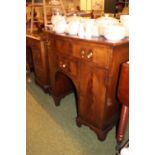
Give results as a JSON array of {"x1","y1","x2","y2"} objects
[
  {"x1": 116, "y1": 62, "x2": 129, "y2": 145},
  {"x1": 116, "y1": 105, "x2": 129, "y2": 144}
]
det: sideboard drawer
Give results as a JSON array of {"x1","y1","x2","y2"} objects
[
  {"x1": 58, "y1": 56, "x2": 78, "y2": 78},
  {"x1": 55, "y1": 38, "x2": 73, "y2": 54},
  {"x1": 73, "y1": 42, "x2": 111, "y2": 69}
]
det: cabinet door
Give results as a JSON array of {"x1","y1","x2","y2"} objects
[
  {"x1": 57, "y1": 55, "x2": 78, "y2": 78},
  {"x1": 78, "y1": 62, "x2": 107, "y2": 128}
]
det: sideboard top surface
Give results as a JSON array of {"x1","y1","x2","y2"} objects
[{"x1": 45, "y1": 31, "x2": 129, "y2": 47}]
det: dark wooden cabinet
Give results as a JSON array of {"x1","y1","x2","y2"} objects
[
  {"x1": 26, "y1": 35, "x2": 50, "y2": 92},
  {"x1": 104, "y1": 0, "x2": 129, "y2": 13},
  {"x1": 45, "y1": 32, "x2": 129, "y2": 141}
]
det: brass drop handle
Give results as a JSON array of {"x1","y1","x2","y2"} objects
[
  {"x1": 62, "y1": 63, "x2": 67, "y2": 68},
  {"x1": 87, "y1": 51, "x2": 93, "y2": 59},
  {"x1": 81, "y1": 50, "x2": 85, "y2": 58},
  {"x1": 59, "y1": 61, "x2": 63, "y2": 68},
  {"x1": 59, "y1": 61, "x2": 67, "y2": 68}
]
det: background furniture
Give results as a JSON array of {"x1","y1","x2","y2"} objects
[{"x1": 26, "y1": 34, "x2": 50, "y2": 92}]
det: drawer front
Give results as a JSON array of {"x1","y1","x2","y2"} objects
[
  {"x1": 55, "y1": 38, "x2": 73, "y2": 54},
  {"x1": 57, "y1": 56, "x2": 78, "y2": 78},
  {"x1": 73, "y1": 42, "x2": 111, "y2": 68}
]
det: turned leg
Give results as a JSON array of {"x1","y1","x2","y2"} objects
[{"x1": 116, "y1": 105, "x2": 129, "y2": 144}]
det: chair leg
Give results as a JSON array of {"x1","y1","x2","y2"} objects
[{"x1": 116, "y1": 105, "x2": 129, "y2": 144}]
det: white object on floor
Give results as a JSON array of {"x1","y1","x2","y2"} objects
[{"x1": 120, "y1": 147, "x2": 129, "y2": 155}]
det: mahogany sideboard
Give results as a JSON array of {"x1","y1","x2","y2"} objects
[
  {"x1": 45, "y1": 31, "x2": 129, "y2": 141},
  {"x1": 26, "y1": 34, "x2": 50, "y2": 92}
]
